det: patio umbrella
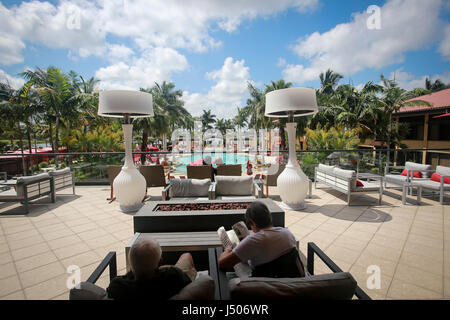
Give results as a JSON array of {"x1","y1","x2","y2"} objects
[{"x1": 433, "y1": 113, "x2": 450, "y2": 118}]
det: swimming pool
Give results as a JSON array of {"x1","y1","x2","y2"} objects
[{"x1": 173, "y1": 153, "x2": 250, "y2": 173}]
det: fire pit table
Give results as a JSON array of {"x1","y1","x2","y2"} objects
[{"x1": 133, "y1": 198, "x2": 285, "y2": 233}]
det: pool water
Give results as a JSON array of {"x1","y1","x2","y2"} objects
[{"x1": 173, "y1": 153, "x2": 250, "y2": 173}]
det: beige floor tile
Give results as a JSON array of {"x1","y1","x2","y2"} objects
[
  {"x1": 363, "y1": 242, "x2": 403, "y2": 262},
  {"x1": 24, "y1": 273, "x2": 69, "y2": 300},
  {"x1": 53, "y1": 242, "x2": 91, "y2": 260},
  {"x1": 353, "y1": 251, "x2": 398, "y2": 277},
  {"x1": 399, "y1": 251, "x2": 443, "y2": 276},
  {"x1": 0, "y1": 290, "x2": 25, "y2": 300},
  {"x1": 47, "y1": 234, "x2": 83, "y2": 251},
  {"x1": 406, "y1": 233, "x2": 443, "y2": 249},
  {"x1": 403, "y1": 241, "x2": 444, "y2": 262},
  {"x1": 2, "y1": 222, "x2": 35, "y2": 235},
  {"x1": 0, "y1": 262, "x2": 17, "y2": 280},
  {"x1": 341, "y1": 229, "x2": 375, "y2": 242},
  {"x1": 11, "y1": 242, "x2": 51, "y2": 261},
  {"x1": 7, "y1": 234, "x2": 45, "y2": 251},
  {"x1": 70, "y1": 222, "x2": 99, "y2": 234},
  {"x1": 77, "y1": 228, "x2": 108, "y2": 241},
  {"x1": 15, "y1": 250, "x2": 58, "y2": 273},
  {"x1": 36, "y1": 223, "x2": 68, "y2": 234},
  {"x1": 393, "y1": 263, "x2": 443, "y2": 294},
  {"x1": 445, "y1": 277, "x2": 450, "y2": 298},
  {"x1": 369, "y1": 234, "x2": 406, "y2": 251},
  {"x1": 349, "y1": 264, "x2": 393, "y2": 297},
  {"x1": 323, "y1": 244, "x2": 362, "y2": 265},
  {"x1": 85, "y1": 234, "x2": 119, "y2": 250},
  {"x1": 387, "y1": 279, "x2": 442, "y2": 299},
  {"x1": 0, "y1": 251, "x2": 13, "y2": 265},
  {"x1": 0, "y1": 275, "x2": 22, "y2": 297},
  {"x1": 19, "y1": 261, "x2": 66, "y2": 288},
  {"x1": 42, "y1": 228, "x2": 75, "y2": 241},
  {"x1": 61, "y1": 250, "x2": 102, "y2": 269},
  {"x1": 111, "y1": 229, "x2": 134, "y2": 242}
]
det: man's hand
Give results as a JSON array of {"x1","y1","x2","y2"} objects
[{"x1": 218, "y1": 246, "x2": 241, "y2": 270}]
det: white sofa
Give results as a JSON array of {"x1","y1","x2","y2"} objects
[
  {"x1": 162, "y1": 178, "x2": 213, "y2": 201},
  {"x1": 411, "y1": 165, "x2": 450, "y2": 205},
  {"x1": 314, "y1": 164, "x2": 383, "y2": 205},
  {"x1": 384, "y1": 161, "x2": 432, "y2": 189}
]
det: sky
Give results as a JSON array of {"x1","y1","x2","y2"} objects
[{"x1": 0, "y1": 0, "x2": 449, "y2": 119}]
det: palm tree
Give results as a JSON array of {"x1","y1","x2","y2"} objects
[
  {"x1": 201, "y1": 109, "x2": 216, "y2": 131},
  {"x1": 264, "y1": 80, "x2": 293, "y2": 151},
  {"x1": 244, "y1": 82, "x2": 267, "y2": 129},
  {"x1": 379, "y1": 74, "x2": 430, "y2": 164},
  {"x1": 21, "y1": 67, "x2": 78, "y2": 154},
  {"x1": 215, "y1": 118, "x2": 233, "y2": 136},
  {"x1": 425, "y1": 78, "x2": 449, "y2": 92},
  {"x1": 319, "y1": 69, "x2": 343, "y2": 95}
]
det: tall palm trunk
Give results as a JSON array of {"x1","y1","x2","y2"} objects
[
  {"x1": 26, "y1": 127, "x2": 33, "y2": 172},
  {"x1": 49, "y1": 122, "x2": 54, "y2": 153},
  {"x1": 141, "y1": 130, "x2": 148, "y2": 164},
  {"x1": 386, "y1": 114, "x2": 392, "y2": 165},
  {"x1": 18, "y1": 124, "x2": 26, "y2": 175}
]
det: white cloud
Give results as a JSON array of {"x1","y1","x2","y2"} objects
[
  {"x1": 182, "y1": 57, "x2": 251, "y2": 119},
  {"x1": 439, "y1": 24, "x2": 450, "y2": 60},
  {"x1": 283, "y1": 0, "x2": 446, "y2": 84},
  {"x1": 0, "y1": 69, "x2": 25, "y2": 89},
  {"x1": 389, "y1": 69, "x2": 450, "y2": 91},
  {"x1": 0, "y1": 0, "x2": 320, "y2": 65},
  {"x1": 95, "y1": 47, "x2": 188, "y2": 90}
]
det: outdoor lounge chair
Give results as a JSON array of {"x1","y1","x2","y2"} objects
[
  {"x1": 209, "y1": 175, "x2": 263, "y2": 200},
  {"x1": 216, "y1": 164, "x2": 242, "y2": 176},
  {"x1": 210, "y1": 242, "x2": 370, "y2": 300},
  {"x1": 315, "y1": 164, "x2": 382, "y2": 205},
  {"x1": 384, "y1": 161, "x2": 432, "y2": 189},
  {"x1": 106, "y1": 165, "x2": 122, "y2": 201},
  {"x1": 48, "y1": 167, "x2": 75, "y2": 196},
  {"x1": 186, "y1": 164, "x2": 214, "y2": 181},
  {"x1": 162, "y1": 178, "x2": 213, "y2": 201},
  {"x1": 69, "y1": 251, "x2": 216, "y2": 300},
  {"x1": 409, "y1": 165, "x2": 450, "y2": 205},
  {"x1": 0, "y1": 173, "x2": 55, "y2": 214},
  {"x1": 139, "y1": 165, "x2": 169, "y2": 196},
  {"x1": 261, "y1": 164, "x2": 285, "y2": 197}
]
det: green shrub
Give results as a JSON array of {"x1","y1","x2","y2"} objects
[{"x1": 39, "y1": 161, "x2": 48, "y2": 168}]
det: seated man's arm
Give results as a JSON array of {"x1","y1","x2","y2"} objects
[{"x1": 218, "y1": 246, "x2": 241, "y2": 270}]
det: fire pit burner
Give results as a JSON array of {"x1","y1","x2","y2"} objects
[{"x1": 155, "y1": 202, "x2": 252, "y2": 212}]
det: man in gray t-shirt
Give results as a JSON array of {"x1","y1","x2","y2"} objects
[{"x1": 218, "y1": 201, "x2": 297, "y2": 272}]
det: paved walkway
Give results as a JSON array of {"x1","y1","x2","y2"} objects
[{"x1": 0, "y1": 185, "x2": 448, "y2": 299}]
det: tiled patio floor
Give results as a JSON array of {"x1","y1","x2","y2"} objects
[{"x1": 0, "y1": 184, "x2": 449, "y2": 300}]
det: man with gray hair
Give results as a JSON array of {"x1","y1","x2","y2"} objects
[{"x1": 107, "y1": 235, "x2": 197, "y2": 299}]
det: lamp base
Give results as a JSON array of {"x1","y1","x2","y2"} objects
[
  {"x1": 117, "y1": 202, "x2": 144, "y2": 213},
  {"x1": 279, "y1": 201, "x2": 306, "y2": 211}
]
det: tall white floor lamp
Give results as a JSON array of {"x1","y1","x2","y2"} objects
[
  {"x1": 265, "y1": 88, "x2": 318, "y2": 210},
  {"x1": 98, "y1": 90, "x2": 154, "y2": 212}
]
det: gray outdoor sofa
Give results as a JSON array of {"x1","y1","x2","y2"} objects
[
  {"x1": 0, "y1": 173, "x2": 55, "y2": 213},
  {"x1": 211, "y1": 242, "x2": 370, "y2": 300},
  {"x1": 209, "y1": 175, "x2": 263, "y2": 200},
  {"x1": 384, "y1": 161, "x2": 432, "y2": 189},
  {"x1": 162, "y1": 178, "x2": 213, "y2": 201},
  {"x1": 410, "y1": 165, "x2": 450, "y2": 205},
  {"x1": 49, "y1": 167, "x2": 76, "y2": 196},
  {"x1": 314, "y1": 164, "x2": 382, "y2": 205}
]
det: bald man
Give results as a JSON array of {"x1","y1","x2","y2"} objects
[{"x1": 107, "y1": 235, "x2": 197, "y2": 300}]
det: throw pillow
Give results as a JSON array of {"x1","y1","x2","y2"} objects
[
  {"x1": 431, "y1": 172, "x2": 450, "y2": 184},
  {"x1": 401, "y1": 170, "x2": 422, "y2": 178},
  {"x1": 356, "y1": 179, "x2": 363, "y2": 187}
]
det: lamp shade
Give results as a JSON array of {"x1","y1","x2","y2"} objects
[
  {"x1": 265, "y1": 88, "x2": 318, "y2": 117},
  {"x1": 98, "y1": 90, "x2": 153, "y2": 118}
]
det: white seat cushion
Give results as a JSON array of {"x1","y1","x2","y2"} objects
[
  {"x1": 215, "y1": 176, "x2": 253, "y2": 196},
  {"x1": 318, "y1": 164, "x2": 335, "y2": 174},
  {"x1": 355, "y1": 181, "x2": 380, "y2": 192},
  {"x1": 436, "y1": 165, "x2": 450, "y2": 177},
  {"x1": 413, "y1": 180, "x2": 450, "y2": 190},
  {"x1": 169, "y1": 178, "x2": 210, "y2": 197},
  {"x1": 0, "y1": 188, "x2": 20, "y2": 200}
]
